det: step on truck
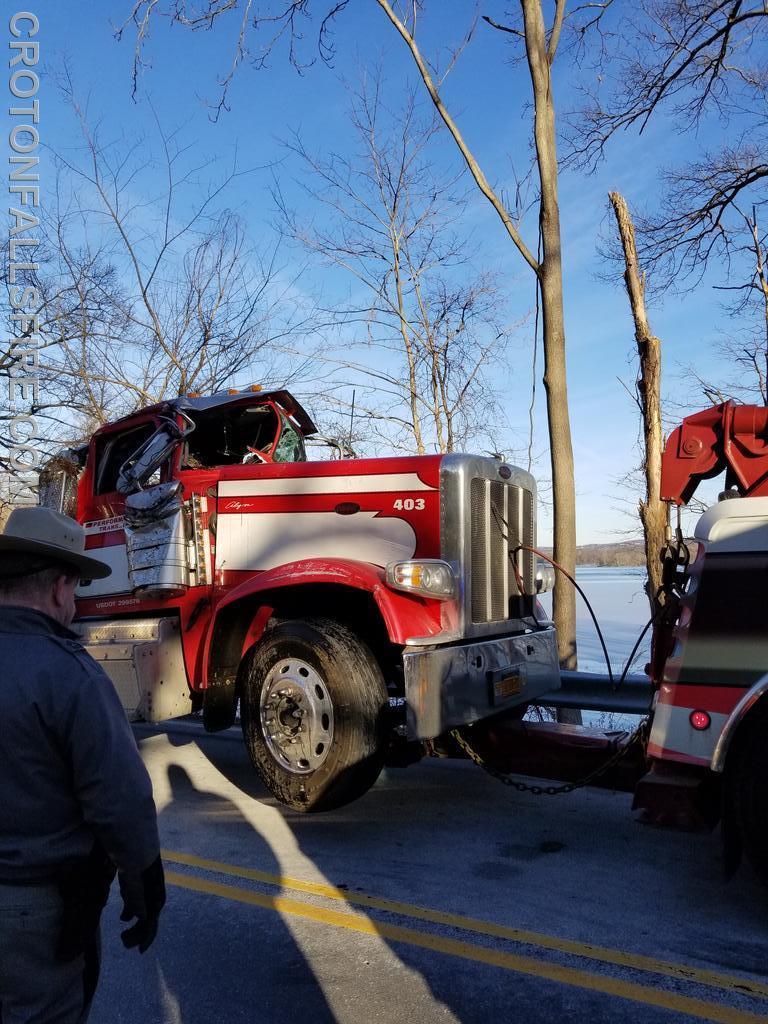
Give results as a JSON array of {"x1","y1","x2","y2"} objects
[{"x1": 38, "y1": 386, "x2": 561, "y2": 811}]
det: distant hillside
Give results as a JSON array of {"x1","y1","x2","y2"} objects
[
  {"x1": 540, "y1": 540, "x2": 646, "y2": 567},
  {"x1": 575, "y1": 540, "x2": 646, "y2": 566},
  {"x1": 540, "y1": 539, "x2": 696, "y2": 567}
]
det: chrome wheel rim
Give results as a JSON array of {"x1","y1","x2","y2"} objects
[{"x1": 259, "y1": 658, "x2": 334, "y2": 775}]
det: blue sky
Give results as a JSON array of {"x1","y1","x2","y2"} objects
[{"x1": 17, "y1": 0, "x2": 754, "y2": 542}]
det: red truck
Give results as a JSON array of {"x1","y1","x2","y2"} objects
[{"x1": 38, "y1": 386, "x2": 560, "y2": 812}]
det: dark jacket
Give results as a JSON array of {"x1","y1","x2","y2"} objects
[{"x1": 0, "y1": 606, "x2": 160, "y2": 881}]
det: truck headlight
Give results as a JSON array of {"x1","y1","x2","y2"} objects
[{"x1": 385, "y1": 560, "x2": 456, "y2": 600}]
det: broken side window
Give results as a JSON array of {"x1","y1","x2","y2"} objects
[
  {"x1": 273, "y1": 415, "x2": 306, "y2": 463},
  {"x1": 94, "y1": 423, "x2": 156, "y2": 495}
]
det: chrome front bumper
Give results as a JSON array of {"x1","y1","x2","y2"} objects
[{"x1": 402, "y1": 626, "x2": 560, "y2": 740}]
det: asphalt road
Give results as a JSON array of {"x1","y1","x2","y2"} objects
[{"x1": 90, "y1": 722, "x2": 768, "y2": 1024}]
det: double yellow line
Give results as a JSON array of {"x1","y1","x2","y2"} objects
[{"x1": 163, "y1": 848, "x2": 768, "y2": 1024}]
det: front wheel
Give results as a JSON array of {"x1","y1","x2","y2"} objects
[{"x1": 240, "y1": 618, "x2": 389, "y2": 812}]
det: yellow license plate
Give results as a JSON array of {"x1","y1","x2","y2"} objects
[{"x1": 493, "y1": 672, "x2": 525, "y2": 702}]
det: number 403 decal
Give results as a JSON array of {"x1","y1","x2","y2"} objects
[{"x1": 393, "y1": 497, "x2": 425, "y2": 511}]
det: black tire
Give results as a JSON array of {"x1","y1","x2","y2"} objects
[
  {"x1": 240, "y1": 617, "x2": 389, "y2": 812},
  {"x1": 729, "y1": 706, "x2": 768, "y2": 885}
]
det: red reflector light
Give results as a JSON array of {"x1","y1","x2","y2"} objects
[{"x1": 689, "y1": 710, "x2": 711, "y2": 731}]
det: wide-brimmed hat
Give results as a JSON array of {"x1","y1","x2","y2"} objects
[{"x1": 0, "y1": 506, "x2": 112, "y2": 580}]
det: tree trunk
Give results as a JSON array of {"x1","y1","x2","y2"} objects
[
  {"x1": 522, "y1": 0, "x2": 578, "y2": 675},
  {"x1": 749, "y1": 211, "x2": 768, "y2": 404},
  {"x1": 609, "y1": 192, "x2": 667, "y2": 616},
  {"x1": 392, "y1": 236, "x2": 426, "y2": 455}
]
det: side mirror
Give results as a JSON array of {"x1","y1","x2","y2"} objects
[
  {"x1": 535, "y1": 562, "x2": 556, "y2": 594},
  {"x1": 116, "y1": 413, "x2": 194, "y2": 494}
]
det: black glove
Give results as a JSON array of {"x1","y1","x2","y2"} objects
[{"x1": 118, "y1": 854, "x2": 166, "y2": 954}]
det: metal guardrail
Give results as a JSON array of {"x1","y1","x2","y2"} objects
[
  {"x1": 534, "y1": 670, "x2": 654, "y2": 715},
  {"x1": 134, "y1": 673, "x2": 656, "y2": 733}
]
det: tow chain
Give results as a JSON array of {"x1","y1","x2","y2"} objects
[{"x1": 447, "y1": 717, "x2": 650, "y2": 796}]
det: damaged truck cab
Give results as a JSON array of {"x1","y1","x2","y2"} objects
[{"x1": 40, "y1": 387, "x2": 560, "y2": 811}]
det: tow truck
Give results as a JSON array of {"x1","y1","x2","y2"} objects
[
  {"x1": 644, "y1": 400, "x2": 768, "y2": 882},
  {"x1": 462, "y1": 400, "x2": 768, "y2": 883},
  {"x1": 37, "y1": 392, "x2": 768, "y2": 882}
]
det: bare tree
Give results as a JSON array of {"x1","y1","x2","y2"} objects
[
  {"x1": 2, "y1": 85, "x2": 311, "y2": 472},
  {"x1": 118, "y1": 0, "x2": 583, "y2": 673},
  {"x1": 609, "y1": 192, "x2": 666, "y2": 616},
  {"x1": 576, "y1": 2, "x2": 766, "y2": 586},
  {"x1": 370, "y1": 2, "x2": 580, "y2": 670},
  {"x1": 276, "y1": 77, "x2": 512, "y2": 456},
  {"x1": 692, "y1": 206, "x2": 768, "y2": 406},
  {"x1": 748, "y1": 209, "x2": 768, "y2": 369},
  {"x1": 574, "y1": 2, "x2": 767, "y2": 301}
]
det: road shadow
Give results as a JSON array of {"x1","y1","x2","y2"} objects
[
  {"x1": 185, "y1": 726, "x2": 768, "y2": 1023},
  {"x1": 89, "y1": 758, "x2": 337, "y2": 1024}
]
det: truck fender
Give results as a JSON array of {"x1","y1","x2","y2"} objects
[
  {"x1": 200, "y1": 559, "x2": 443, "y2": 732},
  {"x1": 207, "y1": 558, "x2": 442, "y2": 657},
  {"x1": 710, "y1": 673, "x2": 768, "y2": 773}
]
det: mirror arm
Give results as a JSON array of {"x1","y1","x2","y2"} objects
[{"x1": 116, "y1": 413, "x2": 196, "y2": 494}]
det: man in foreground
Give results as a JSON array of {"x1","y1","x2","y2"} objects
[{"x1": 0, "y1": 506, "x2": 166, "y2": 1023}]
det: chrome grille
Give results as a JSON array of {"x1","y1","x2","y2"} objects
[
  {"x1": 469, "y1": 476, "x2": 535, "y2": 624},
  {"x1": 440, "y1": 454, "x2": 537, "y2": 638},
  {"x1": 470, "y1": 478, "x2": 489, "y2": 620}
]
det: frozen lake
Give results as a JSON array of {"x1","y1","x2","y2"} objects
[{"x1": 538, "y1": 565, "x2": 653, "y2": 676}]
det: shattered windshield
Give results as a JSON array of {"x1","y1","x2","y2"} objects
[{"x1": 182, "y1": 404, "x2": 306, "y2": 467}]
